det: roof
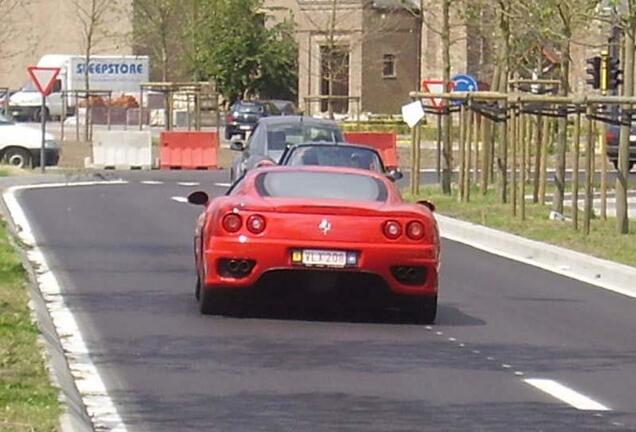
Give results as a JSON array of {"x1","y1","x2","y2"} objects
[{"x1": 258, "y1": 115, "x2": 339, "y2": 127}]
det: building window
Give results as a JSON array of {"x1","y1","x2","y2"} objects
[{"x1": 382, "y1": 54, "x2": 396, "y2": 78}]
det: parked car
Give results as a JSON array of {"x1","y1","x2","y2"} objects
[
  {"x1": 229, "y1": 116, "x2": 344, "y2": 182},
  {"x1": 188, "y1": 165, "x2": 440, "y2": 323},
  {"x1": 0, "y1": 114, "x2": 59, "y2": 168},
  {"x1": 279, "y1": 142, "x2": 403, "y2": 181},
  {"x1": 605, "y1": 125, "x2": 636, "y2": 171},
  {"x1": 266, "y1": 99, "x2": 297, "y2": 115},
  {"x1": 225, "y1": 100, "x2": 281, "y2": 140}
]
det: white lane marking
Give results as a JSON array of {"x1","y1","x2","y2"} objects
[
  {"x1": 171, "y1": 196, "x2": 188, "y2": 203},
  {"x1": 3, "y1": 182, "x2": 128, "y2": 431},
  {"x1": 525, "y1": 379, "x2": 610, "y2": 411},
  {"x1": 177, "y1": 182, "x2": 200, "y2": 186},
  {"x1": 214, "y1": 182, "x2": 232, "y2": 187},
  {"x1": 141, "y1": 180, "x2": 164, "y2": 185}
]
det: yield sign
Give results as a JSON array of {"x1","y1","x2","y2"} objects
[
  {"x1": 421, "y1": 79, "x2": 455, "y2": 111},
  {"x1": 27, "y1": 66, "x2": 61, "y2": 96}
]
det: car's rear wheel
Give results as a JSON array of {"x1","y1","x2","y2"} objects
[
  {"x1": 612, "y1": 160, "x2": 635, "y2": 171},
  {"x1": 3, "y1": 147, "x2": 32, "y2": 168},
  {"x1": 195, "y1": 275, "x2": 201, "y2": 300},
  {"x1": 199, "y1": 286, "x2": 232, "y2": 315},
  {"x1": 225, "y1": 128, "x2": 233, "y2": 140},
  {"x1": 31, "y1": 106, "x2": 49, "y2": 122},
  {"x1": 401, "y1": 295, "x2": 437, "y2": 324}
]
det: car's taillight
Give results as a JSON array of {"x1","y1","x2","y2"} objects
[
  {"x1": 222, "y1": 214, "x2": 242, "y2": 233},
  {"x1": 406, "y1": 221, "x2": 425, "y2": 240},
  {"x1": 383, "y1": 220, "x2": 402, "y2": 239},
  {"x1": 246, "y1": 214, "x2": 266, "y2": 234},
  {"x1": 607, "y1": 130, "x2": 618, "y2": 142}
]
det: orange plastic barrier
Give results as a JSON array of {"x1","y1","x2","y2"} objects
[
  {"x1": 160, "y1": 131, "x2": 219, "y2": 169},
  {"x1": 344, "y1": 131, "x2": 398, "y2": 168}
]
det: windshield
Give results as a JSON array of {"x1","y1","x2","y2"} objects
[
  {"x1": 256, "y1": 171, "x2": 387, "y2": 202},
  {"x1": 266, "y1": 124, "x2": 340, "y2": 151},
  {"x1": 285, "y1": 146, "x2": 383, "y2": 172},
  {"x1": 21, "y1": 81, "x2": 37, "y2": 92},
  {"x1": 0, "y1": 114, "x2": 14, "y2": 125}
]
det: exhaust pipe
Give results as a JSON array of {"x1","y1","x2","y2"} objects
[
  {"x1": 228, "y1": 260, "x2": 240, "y2": 273},
  {"x1": 239, "y1": 260, "x2": 251, "y2": 273}
]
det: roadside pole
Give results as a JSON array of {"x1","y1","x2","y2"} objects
[{"x1": 40, "y1": 94, "x2": 46, "y2": 173}]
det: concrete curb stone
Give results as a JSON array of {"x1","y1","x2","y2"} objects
[{"x1": 437, "y1": 214, "x2": 636, "y2": 299}]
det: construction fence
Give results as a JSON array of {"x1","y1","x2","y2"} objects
[{"x1": 408, "y1": 91, "x2": 636, "y2": 235}]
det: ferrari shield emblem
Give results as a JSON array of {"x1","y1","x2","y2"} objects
[{"x1": 318, "y1": 219, "x2": 331, "y2": 235}]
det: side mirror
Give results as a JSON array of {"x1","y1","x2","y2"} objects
[
  {"x1": 230, "y1": 140, "x2": 245, "y2": 151},
  {"x1": 417, "y1": 199, "x2": 435, "y2": 212},
  {"x1": 386, "y1": 168, "x2": 404, "y2": 182},
  {"x1": 188, "y1": 191, "x2": 209, "y2": 206}
]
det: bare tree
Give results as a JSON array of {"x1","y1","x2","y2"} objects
[
  {"x1": 133, "y1": 0, "x2": 182, "y2": 81},
  {"x1": 72, "y1": 0, "x2": 119, "y2": 140}
]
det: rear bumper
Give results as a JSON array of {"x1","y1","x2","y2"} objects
[{"x1": 201, "y1": 236, "x2": 439, "y2": 297}]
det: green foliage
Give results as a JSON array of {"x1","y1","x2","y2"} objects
[
  {"x1": 191, "y1": 0, "x2": 297, "y2": 102},
  {"x1": 0, "y1": 220, "x2": 60, "y2": 431}
]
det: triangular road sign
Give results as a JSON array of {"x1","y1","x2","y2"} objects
[
  {"x1": 27, "y1": 66, "x2": 61, "y2": 96},
  {"x1": 421, "y1": 80, "x2": 455, "y2": 111}
]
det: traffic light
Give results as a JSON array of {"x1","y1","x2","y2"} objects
[
  {"x1": 586, "y1": 56, "x2": 601, "y2": 89},
  {"x1": 607, "y1": 56, "x2": 623, "y2": 90}
]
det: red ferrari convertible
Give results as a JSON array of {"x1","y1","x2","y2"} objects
[{"x1": 188, "y1": 166, "x2": 440, "y2": 323}]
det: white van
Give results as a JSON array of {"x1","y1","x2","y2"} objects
[
  {"x1": 9, "y1": 54, "x2": 150, "y2": 122},
  {"x1": 0, "y1": 113, "x2": 59, "y2": 167}
]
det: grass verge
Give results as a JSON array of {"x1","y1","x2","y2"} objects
[
  {"x1": 0, "y1": 219, "x2": 60, "y2": 431},
  {"x1": 411, "y1": 186, "x2": 636, "y2": 267}
]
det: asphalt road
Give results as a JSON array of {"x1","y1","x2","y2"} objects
[{"x1": 12, "y1": 170, "x2": 636, "y2": 431}]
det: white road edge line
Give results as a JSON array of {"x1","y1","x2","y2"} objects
[
  {"x1": 214, "y1": 182, "x2": 232, "y2": 187},
  {"x1": 524, "y1": 378, "x2": 610, "y2": 411},
  {"x1": 140, "y1": 180, "x2": 164, "y2": 185},
  {"x1": 177, "y1": 182, "x2": 200, "y2": 186},
  {"x1": 171, "y1": 196, "x2": 188, "y2": 203},
  {"x1": 3, "y1": 180, "x2": 129, "y2": 432}
]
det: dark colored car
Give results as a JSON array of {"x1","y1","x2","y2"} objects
[
  {"x1": 266, "y1": 99, "x2": 297, "y2": 115},
  {"x1": 229, "y1": 116, "x2": 344, "y2": 182},
  {"x1": 225, "y1": 100, "x2": 281, "y2": 140},
  {"x1": 279, "y1": 142, "x2": 403, "y2": 181},
  {"x1": 605, "y1": 125, "x2": 636, "y2": 171}
]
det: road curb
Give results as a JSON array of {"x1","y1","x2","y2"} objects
[{"x1": 437, "y1": 214, "x2": 636, "y2": 299}]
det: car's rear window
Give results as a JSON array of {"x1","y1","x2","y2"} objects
[
  {"x1": 286, "y1": 146, "x2": 383, "y2": 172},
  {"x1": 235, "y1": 103, "x2": 264, "y2": 114},
  {"x1": 268, "y1": 124, "x2": 340, "y2": 148},
  {"x1": 256, "y1": 171, "x2": 387, "y2": 202}
]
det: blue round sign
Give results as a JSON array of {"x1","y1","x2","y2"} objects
[
  {"x1": 452, "y1": 74, "x2": 479, "y2": 92},
  {"x1": 451, "y1": 74, "x2": 478, "y2": 106}
]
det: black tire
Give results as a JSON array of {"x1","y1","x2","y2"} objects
[
  {"x1": 195, "y1": 275, "x2": 201, "y2": 301},
  {"x1": 3, "y1": 147, "x2": 32, "y2": 169},
  {"x1": 31, "y1": 107, "x2": 49, "y2": 122},
  {"x1": 225, "y1": 128, "x2": 233, "y2": 140},
  {"x1": 612, "y1": 160, "x2": 635, "y2": 172},
  {"x1": 401, "y1": 296, "x2": 437, "y2": 324},
  {"x1": 199, "y1": 286, "x2": 232, "y2": 315}
]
